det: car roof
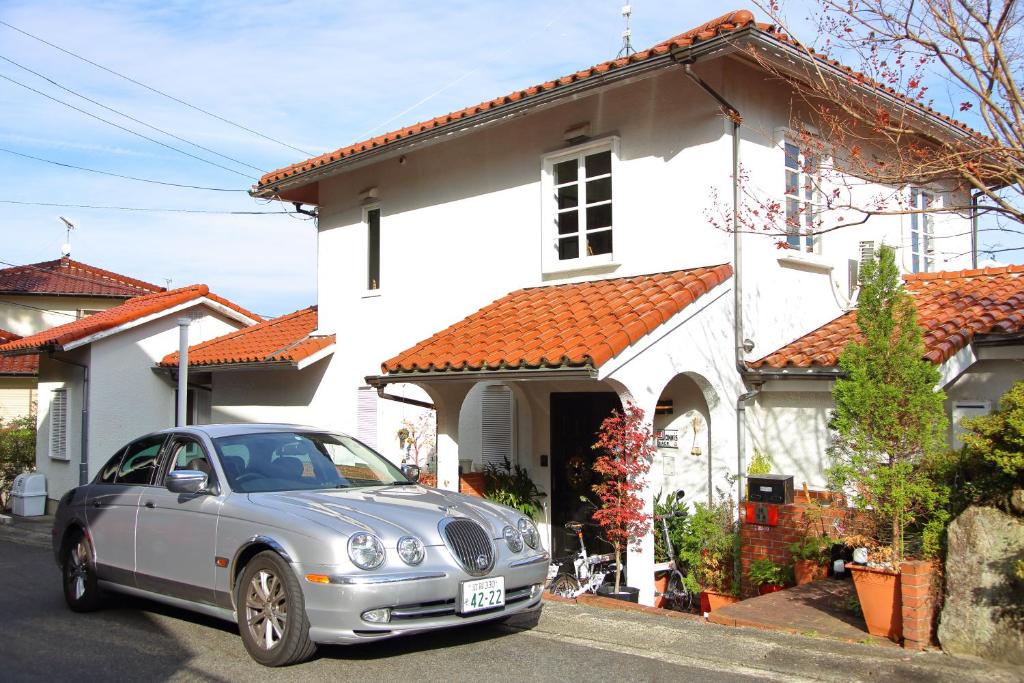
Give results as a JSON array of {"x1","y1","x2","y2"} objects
[{"x1": 158, "y1": 423, "x2": 343, "y2": 439}]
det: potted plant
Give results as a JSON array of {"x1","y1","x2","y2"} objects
[
  {"x1": 788, "y1": 534, "x2": 834, "y2": 585},
  {"x1": 681, "y1": 490, "x2": 739, "y2": 612},
  {"x1": 826, "y1": 246, "x2": 949, "y2": 641},
  {"x1": 590, "y1": 402, "x2": 655, "y2": 603},
  {"x1": 748, "y1": 558, "x2": 788, "y2": 595},
  {"x1": 483, "y1": 456, "x2": 546, "y2": 520},
  {"x1": 653, "y1": 490, "x2": 690, "y2": 608}
]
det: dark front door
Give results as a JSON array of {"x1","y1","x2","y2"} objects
[{"x1": 549, "y1": 392, "x2": 621, "y2": 560}]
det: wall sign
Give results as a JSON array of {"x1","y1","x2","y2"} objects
[{"x1": 655, "y1": 429, "x2": 678, "y2": 449}]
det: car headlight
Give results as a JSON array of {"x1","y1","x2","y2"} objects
[
  {"x1": 397, "y1": 536, "x2": 425, "y2": 566},
  {"x1": 518, "y1": 517, "x2": 539, "y2": 549},
  {"x1": 503, "y1": 525, "x2": 524, "y2": 553},
  {"x1": 348, "y1": 533, "x2": 385, "y2": 570}
]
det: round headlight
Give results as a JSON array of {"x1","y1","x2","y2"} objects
[
  {"x1": 518, "y1": 517, "x2": 539, "y2": 549},
  {"x1": 348, "y1": 533, "x2": 385, "y2": 570},
  {"x1": 397, "y1": 536, "x2": 425, "y2": 566},
  {"x1": 503, "y1": 525, "x2": 524, "y2": 553}
]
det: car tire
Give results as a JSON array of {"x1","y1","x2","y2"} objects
[
  {"x1": 62, "y1": 531, "x2": 102, "y2": 612},
  {"x1": 236, "y1": 551, "x2": 317, "y2": 667}
]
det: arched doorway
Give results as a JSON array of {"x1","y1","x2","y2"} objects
[{"x1": 653, "y1": 373, "x2": 717, "y2": 507}]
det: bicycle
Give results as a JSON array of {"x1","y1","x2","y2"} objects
[
  {"x1": 546, "y1": 520, "x2": 622, "y2": 598},
  {"x1": 654, "y1": 489, "x2": 694, "y2": 612}
]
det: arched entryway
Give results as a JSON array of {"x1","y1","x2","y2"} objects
[{"x1": 653, "y1": 372, "x2": 720, "y2": 507}]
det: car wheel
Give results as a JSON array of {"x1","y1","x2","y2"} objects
[
  {"x1": 236, "y1": 551, "x2": 317, "y2": 667},
  {"x1": 547, "y1": 573, "x2": 581, "y2": 598},
  {"x1": 62, "y1": 532, "x2": 102, "y2": 612}
]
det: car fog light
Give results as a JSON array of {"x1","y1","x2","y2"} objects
[
  {"x1": 518, "y1": 517, "x2": 539, "y2": 549},
  {"x1": 503, "y1": 525, "x2": 524, "y2": 553},
  {"x1": 530, "y1": 583, "x2": 543, "y2": 598},
  {"x1": 361, "y1": 608, "x2": 391, "y2": 624}
]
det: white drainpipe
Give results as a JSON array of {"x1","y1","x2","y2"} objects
[{"x1": 176, "y1": 318, "x2": 191, "y2": 427}]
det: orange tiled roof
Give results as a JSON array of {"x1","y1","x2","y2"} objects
[
  {"x1": 0, "y1": 258, "x2": 163, "y2": 298},
  {"x1": 0, "y1": 327, "x2": 20, "y2": 344},
  {"x1": 256, "y1": 9, "x2": 977, "y2": 194},
  {"x1": 159, "y1": 306, "x2": 334, "y2": 369},
  {"x1": 382, "y1": 265, "x2": 733, "y2": 374},
  {"x1": 0, "y1": 354, "x2": 37, "y2": 376},
  {"x1": 0, "y1": 285, "x2": 261, "y2": 353},
  {"x1": 752, "y1": 265, "x2": 1024, "y2": 369}
]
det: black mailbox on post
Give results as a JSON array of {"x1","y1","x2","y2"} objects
[{"x1": 746, "y1": 474, "x2": 794, "y2": 505}]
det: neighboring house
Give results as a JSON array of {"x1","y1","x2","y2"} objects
[
  {"x1": 0, "y1": 257, "x2": 164, "y2": 421},
  {"x1": 232, "y1": 10, "x2": 1007, "y2": 605},
  {"x1": 0, "y1": 285, "x2": 260, "y2": 510}
]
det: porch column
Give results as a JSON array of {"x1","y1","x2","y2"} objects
[{"x1": 427, "y1": 382, "x2": 473, "y2": 492}]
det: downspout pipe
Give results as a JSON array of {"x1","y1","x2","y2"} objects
[
  {"x1": 176, "y1": 318, "x2": 191, "y2": 427},
  {"x1": 47, "y1": 352, "x2": 89, "y2": 486},
  {"x1": 375, "y1": 385, "x2": 435, "y2": 410},
  {"x1": 970, "y1": 190, "x2": 980, "y2": 269}
]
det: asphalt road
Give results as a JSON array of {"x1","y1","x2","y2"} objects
[{"x1": 0, "y1": 539, "x2": 764, "y2": 682}]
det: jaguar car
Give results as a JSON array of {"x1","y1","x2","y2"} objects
[{"x1": 52, "y1": 423, "x2": 548, "y2": 666}]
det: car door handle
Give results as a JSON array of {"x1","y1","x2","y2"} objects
[
  {"x1": 91, "y1": 500, "x2": 103, "y2": 508},
  {"x1": 144, "y1": 501, "x2": 155, "y2": 509}
]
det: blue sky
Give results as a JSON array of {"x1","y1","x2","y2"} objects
[{"x1": 0, "y1": 1, "x2": 1005, "y2": 316}]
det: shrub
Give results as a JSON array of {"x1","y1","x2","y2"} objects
[
  {"x1": 680, "y1": 490, "x2": 738, "y2": 595},
  {"x1": 747, "y1": 448, "x2": 773, "y2": 475},
  {"x1": 748, "y1": 558, "x2": 787, "y2": 587},
  {"x1": 0, "y1": 415, "x2": 36, "y2": 511},
  {"x1": 483, "y1": 457, "x2": 545, "y2": 520},
  {"x1": 653, "y1": 490, "x2": 689, "y2": 564}
]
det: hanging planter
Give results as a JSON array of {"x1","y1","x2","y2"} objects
[{"x1": 849, "y1": 565, "x2": 902, "y2": 641}]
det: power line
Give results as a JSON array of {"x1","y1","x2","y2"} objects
[
  {"x1": 0, "y1": 199, "x2": 287, "y2": 214},
  {"x1": 0, "y1": 72, "x2": 257, "y2": 180},
  {"x1": 0, "y1": 297, "x2": 78, "y2": 318},
  {"x1": 0, "y1": 54, "x2": 267, "y2": 175},
  {"x1": 0, "y1": 147, "x2": 246, "y2": 192},
  {"x1": 0, "y1": 19, "x2": 314, "y2": 157}
]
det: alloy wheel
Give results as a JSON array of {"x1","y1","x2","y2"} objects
[
  {"x1": 244, "y1": 569, "x2": 288, "y2": 651},
  {"x1": 66, "y1": 539, "x2": 89, "y2": 601}
]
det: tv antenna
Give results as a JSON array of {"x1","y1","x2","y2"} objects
[
  {"x1": 58, "y1": 216, "x2": 75, "y2": 258},
  {"x1": 617, "y1": 4, "x2": 636, "y2": 58}
]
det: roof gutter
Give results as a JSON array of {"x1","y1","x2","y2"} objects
[{"x1": 365, "y1": 366, "x2": 599, "y2": 386}]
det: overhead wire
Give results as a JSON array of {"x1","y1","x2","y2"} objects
[
  {"x1": 0, "y1": 298, "x2": 78, "y2": 318},
  {"x1": 0, "y1": 147, "x2": 245, "y2": 192},
  {"x1": 0, "y1": 72, "x2": 256, "y2": 180},
  {"x1": 0, "y1": 54, "x2": 268, "y2": 176},
  {"x1": 0, "y1": 19, "x2": 314, "y2": 157},
  {"x1": 0, "y1": 199, "x2": 286, "y2": 214}
]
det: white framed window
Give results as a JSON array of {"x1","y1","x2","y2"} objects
[
  {"x1": 356, "y1": 386, "x2": 378, "y2": 448},
  {"x1": 364, "y1": 206, "x2": 381, "y2": 292},
  {"x1": 543, "y1": 138, "x2": 618, "y2": 272},
  {"x1": 784, "y1": 140, "x2": 819, "y2": 253},
  {"x1": 49, "y1": 388, "x2": 69, "y2": 461},
  {"x1": 952, "y1": 400, "x2": 990, "y2": 448},
  {"x1": 909, "y1": 188, "x2": 935, "y2": 273}
]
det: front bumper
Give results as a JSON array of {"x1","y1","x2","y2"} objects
[{"x1": 300, "y1": 552, "x2": 549, "y2": 644}]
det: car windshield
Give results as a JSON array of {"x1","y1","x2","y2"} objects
[{"x1": 211, "y1": 431, "x2": 410, "y2": 493}]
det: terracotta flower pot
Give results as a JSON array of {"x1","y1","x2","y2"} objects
[
  {"x1": 849, "y1": 565, "x2": 902, "y2": 641},
  {"x1": 757, "y1": 584, "x2": 785, "y2": 595},
  {"x1": 793, "y1": 559, "x2": 828, "y2": 586},
  {"x1": 701, "y1": 590, "x2": 741, "y2": 612},
  {"x1": 654, "y1": 573, "x2": 669, "y2": 609}
]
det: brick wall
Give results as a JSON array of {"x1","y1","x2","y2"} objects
[
  {"x1": 900, "y1": 560, "x2": 939, "y2": 650},
  {"x1": 416, "y1": 472, "x2": 486, "y2": 498}
]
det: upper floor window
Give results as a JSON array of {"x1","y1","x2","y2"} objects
[
  {"x1": 544, "y1": 139, "x2": 617, "y2": 271},
  {"x1": 909, "y1": 188, "x2": 934, "y2": 273},
  {"x1": 366, "y1": 207, "x2": 381, "y2": 291},
  {"x1": 784, "y1": 141, "x2": 818, "y2": 253}
]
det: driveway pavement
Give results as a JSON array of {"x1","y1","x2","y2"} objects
[{"x1": 0, "y1": 531, "x2": 1020, "y2": 682}]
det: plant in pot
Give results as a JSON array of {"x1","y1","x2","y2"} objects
[
  {"x1": 826, "y1": 246, "x2": 949, "y2": 642},
  {"x1": 653, "y1": 490, "x2": 689, "y2": 608},
  {"x1": 483, "y1": 456, "x2": 546, "y2": 520},
  {"x1": 748, "y1": 558, "x2": 788, "y2": 595},
  {"x1": 681, "y1": 490, "x2": 739, "y2": 612},
  {"x1": 590, "y1": 402, "x2": 655, "y2": 603},
  {"x1": 788, "y1": 534, "x2": 834, "y2": 585}
]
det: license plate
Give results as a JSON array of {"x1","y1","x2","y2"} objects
[{"x1": 459, "y1": 576, "x2": 504, "y2": 614}]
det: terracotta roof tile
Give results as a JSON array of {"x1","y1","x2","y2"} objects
[
  {"x1": 752, "y1": 265, "x2": 1024, "y2": 369},
  {"x1": 0, "y1": 327, "x2": 20, "y2": 344},
  {"x1": 0, "y1": 258, "x2": 163, "y2": 298},
  {"x1": 382, "y1": 265, "x2": 732, "y2": 375},
  {"x1": 0, "y1": 354, "x2": 37, "y2": 376},
  {"x1": 159, "y1": 306, "x2": 333, "y2": 368},
  {"x1": 0, "y1": 285, "x2": 261, "y2": 353}
]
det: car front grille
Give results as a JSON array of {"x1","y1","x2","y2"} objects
[{"x1": 440, "y1": 518, "x2": 495, "y2": 576}]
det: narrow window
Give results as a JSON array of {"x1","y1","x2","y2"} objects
[
  {"x1": 481, "y1": 385, "x2": 515, "y2": 470},
  {"x1": 49, "y1": 388, "x2": 68, "y2": 460},
  {"x1": 548, "y1": 143, "x2": 614, "y2": 266},
  {"x1": 356, "y1": 386, "x2": 378, "y2": 449},
  {"x1": 366, "y1": 208, "x2": 381, "y2": 290},
  {"x1": 784, "y1": 141, "x2": 818, "y2": 252},
  {"x1": 910, "y1": 188, "x2": 934, "y2": 273}
]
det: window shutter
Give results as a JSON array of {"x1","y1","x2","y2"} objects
[
  {"x1": 859, "y1": 240, "x2": 875, "y2": 270},
  {"x1": 481, "y1": 385, "x2": 514, "y2": 470},
  {"x1": 356, "y1": 387, "x2": 378, "y2": 448},
  {"x1": 50, "y1": 389, "x2": 69, "y2": 460}
]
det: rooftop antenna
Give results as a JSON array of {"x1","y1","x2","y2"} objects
[
  {"x1": 58, "y1": 216, "x2": 75, "y2": 258},
  {"x1": 617, "y1": 4, "x2": 636, "y2": 59}
]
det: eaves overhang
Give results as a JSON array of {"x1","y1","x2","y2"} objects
[{"x1": 365, "y1": 366, "x2": 599, "y2": 387}]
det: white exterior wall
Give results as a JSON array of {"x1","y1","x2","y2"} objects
[
  {"x1": 0, "y1": 295, "x2": 128, "y2": 337},
  {"x1": 747, "y1": 382, "x2": 835, "y2": 491},
  {"x1": 35, "y1": 348, "x2": 90, "y2": 503},
  {"x1": 209, "y1": 361, "x2": 332, "y2": 427},
  {"x1": 0, "y1": 379, "x2": 35, "y2": 421}
]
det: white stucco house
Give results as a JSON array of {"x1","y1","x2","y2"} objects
[{"x1": 0, "y1": 285, "x2": 260, "y2": 508}]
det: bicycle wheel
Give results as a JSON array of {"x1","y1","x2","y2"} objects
[
  {"x1": 663, "y1": 572, "x2": 692, "y2": 612},
  {"x1": 547, "y1": 573, "x2": 582, "y2": 598}
]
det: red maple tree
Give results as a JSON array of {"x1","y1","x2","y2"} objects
[{"x1": 591, "y1": 402, "x2": 655, "y2": 594}]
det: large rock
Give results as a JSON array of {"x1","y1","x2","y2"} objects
[{"x1": 938, "y1": 506, "x2": 1024, "y2": 664}]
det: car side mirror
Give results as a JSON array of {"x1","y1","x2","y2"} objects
[
  {"x1": 401, "y1": 464, "x2": 421, "y2": 483},
  {"x1": 167, "y1": 470, "x2": 209, "y2": 495}
]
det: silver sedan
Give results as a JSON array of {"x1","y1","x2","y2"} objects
[{"x1": 52, "y1": 423, "x2": 548, "y2": 666}]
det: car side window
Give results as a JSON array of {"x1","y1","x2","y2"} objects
[
  {"x1": 162, "y1": 438, "x2": 215, "y2": 484},
  {"x1": 96, "y1": 448, "x2": 126, "y2": 484},
  {"x1": 116, "y1": 435, "x2": 166, "y2": 485}
]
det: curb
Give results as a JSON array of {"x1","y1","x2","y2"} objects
[
  {"x1": 542, "y1": 592, "x2": 704, "y2": 621},
  {"x1": 0, "y1": 514, "x2": 11, "y2": 526}
]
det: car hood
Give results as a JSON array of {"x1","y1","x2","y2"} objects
[{"x1": 247, "y1": 485, "x2": 520, "y2": 546}]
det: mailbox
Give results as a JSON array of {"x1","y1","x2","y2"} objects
[{"x1": 746, "y1": 473, "x2": 794, "y2": 505}]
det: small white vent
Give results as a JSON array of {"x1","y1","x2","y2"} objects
[
  {"x1": 49, "y1": 389, "x2": 69, "y2": 461},
  {"x1": 356, "y1": 387, "x2": 378, "y2": 448},
  {"x1": 481, "y1": 385, "x2": 514, "y2": 470},
  {"x1": 859, "y1": 240, "x2": 875, "y2": 268}
]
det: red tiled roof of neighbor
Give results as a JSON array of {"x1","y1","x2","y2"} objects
[
  {"x1": 0, "y1": 327, "x2": 20, "y2": 344},
  {"x1": 0, "y1": 258, "x2": 163, "y2": 298},
  {"x1": 752, "y1": 265, "x2": 1024, "y2": 369},
  {"x1": 160, "y1": 306, "x2": 333, "y2": 368},
  {"x1": 382, "y1": 265, "x2": 733, "y2": 375},
  {"x1": 0, "y1": 354, "x2": 38, "y2": 376},
  {"x1": 256, "y1": 9, "x2": 977, "y2": 193},
  {"x1": 0, "y1": 285, "x2": 261, "y2": 353}
]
